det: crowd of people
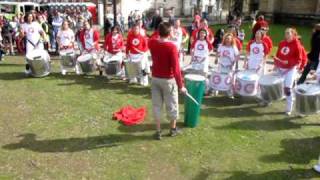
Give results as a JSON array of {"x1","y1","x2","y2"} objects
[{"x1": 1, "y1": 8, "x2": 320, "y2": 140}]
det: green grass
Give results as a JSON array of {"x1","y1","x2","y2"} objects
[
  {"x1": 0, "y1": 47, "x2": 320, "y2": 178},
  {"x1": 211, "y1": 23, "x2": 313, "y2": 55}
]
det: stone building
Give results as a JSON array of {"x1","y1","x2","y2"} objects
[{"x1": 259, "y1": 0, "x2": 320, "y2": 25}]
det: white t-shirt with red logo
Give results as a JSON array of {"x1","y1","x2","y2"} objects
[
  {"x1": 172, "y1": 27, "x2": 187, "y2": 50},
  {"x1": 57, "y1": 29, "x2": 75, "y2": 47},
  {"x1": 21, "y1": 22, "x2": 43, "y2": 45},
  {"x1": 193, "y1": 40, "x2": 210, "y2": 58},
  {"x1": 247, "y1": 41, "x2": 268, "y2": 70},
  {"x1": 217, "y1": 45, "x2": 239, "y2": 67},
  {"x1": 84, "y1": 29, "x2": 95, "y2": 49}
]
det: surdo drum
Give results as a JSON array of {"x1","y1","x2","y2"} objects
[
  {"x1": 26, "y1": 49, "x2": 51, "y2": 78},
  {"x1": 259, "y1": 74, "x2": 284, "y2": 101},
  {"x1": 235, "y1": 70, "x2": 260, "y2": 97},
  {"x1": 295, "y1": 83, "x2": 320, "y2": 115}
]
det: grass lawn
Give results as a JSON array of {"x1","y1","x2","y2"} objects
[
  {"x1": 211, "y1": 23, "x2": 313, "y2": 55},
  {"x1": 0, "y1": 54, "x2": 320, "y2": 179}
]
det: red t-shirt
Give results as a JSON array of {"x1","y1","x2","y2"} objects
[
  {"x1": 275, "y1": 38, "x2": 303, "y2": 69},
  {"x1": 262, "y1": 35, "x2": 273, "y2": 54},
  {"x1": 104, "y1": 33, "x2": 124, "y2": 54},
  {"x1": 126, "y1": 33, "x2": 148, "y2": 54},
  {"x1": 148, "y1": 38, "x2": 184, "y2": 89},
  {"x1": 235, "y1": 37, "x2": 243, "y2": 51},
  {"x1": 150, "y1": 30, "x2": 160, "y2": 40},
  {"x1": 300, "y1": 45, "x2": 308, "y2": 70}
]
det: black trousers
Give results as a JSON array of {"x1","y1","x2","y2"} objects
[{"x1": 297, "y1": 61, "x2": 319, "y2": 84}]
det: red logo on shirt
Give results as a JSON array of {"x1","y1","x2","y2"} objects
[
  {"x1": 132, "y1": 38, "x2": 140, "y2": 46},
  {"x1": 281, "y1": 46, "x2": 290, "y2": 55},
  {"x1": 63, "y1": 35, "x2": 70, "y2": 40},
  {"x1": 222, "y1": 50, "x2": 230, "y2": 57},
  {"x1": 253, "y1": 47, "x2": 260, "y2": 54},
  {"x1": 28, "y1": 27, "x2": 34, "y2": 33},
  {"x1": 212, "y1": 75, "x2": 221, "y2": 84},
  {"x1": 197, "y1": 44, "x2": 205, "y2": 50}
]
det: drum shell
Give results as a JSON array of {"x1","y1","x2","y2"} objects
[
  {"x1": 60, "y1": 54, "x2": 76, "y2": 68},
  {"x1": 124, "y1": 61, "x2": 141, "y2": 79},
  {"x1": 104, "y1": 61, "x2": 122, "y2": 75},
  {"x1": 26, "y1": 51, "x2": 51, "y2": 78},
  {"x1": 295, "y1": 93, "x2": 320, "y2": 115},
  {"x1": 235, "y1": 71, "x2": 259, "y2": 97},
  {"x1": 209, "y1": 71, "x2": 233, "y2": 91},
  {"x1": 77, "y1": 55, "x2": 95, "y2": 74},
  {"x1": 295, "y1": 84, "x2": 320, "y2": 115},
  {"x1": 259, "y1": 75, "x2": 284, "y2": 101},
  {"x1": 184, "y1": 74, "x2": 206, "y2": 128}
]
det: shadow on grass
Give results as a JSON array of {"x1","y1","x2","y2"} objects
[
  {"x1": 49, "y1": 73, "x2": 151, "y2": 97},
  {"x1": 0, "y1": 72, "x2": 26, "y2": 80},
  {"x1": 223, "y1": 168, "x2": 319, "y2": 180},
  {"x1": 215, "y1": 116, "x2": 319, "y2": 131},
  {"x1": 2, "y1": 133, "x2": 153, "y2": 153},
  {"x1": 259, "y1": 136, "x2": 320, "y2": 165},
  {"x1": 0, "y1": 63, "x2": 25, "y2": 67},
  {"x1": 117, "y1": 122, "x2": 184, "y2": 133}
]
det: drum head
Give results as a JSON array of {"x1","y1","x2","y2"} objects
[
  {"x1": 185, "y1": 74, "x2": 206, "y2": 82},
  {"x1": 60, "y1": 49, "x2": 75, "y2": 56},
  {"x1": 259, "y1": 74, "x2": 283, "y2": 85},
  {"x1": 26, "y1": 49, "x2": 48, "y2": 61},
  {"x1": 77, "y1": 54, "x2": 93, "y2": 62},
  {"x1": 237, "y1": 70, "x2": 259, "y2": 81},
  {"x1": 296, "y1": 84, "x2": 320, "y2": 96}
]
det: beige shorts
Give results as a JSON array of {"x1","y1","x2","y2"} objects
[{"x1": 151, "y1": 77, "x2": 179, "y2": 121}]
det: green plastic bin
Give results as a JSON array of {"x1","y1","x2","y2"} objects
[{"x1": 184, "y1": 74, "x2": 206, "y2": 128}]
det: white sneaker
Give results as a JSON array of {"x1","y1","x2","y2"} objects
[
  {"x1": 24, "y1": 69, "x2": 31, "y2": 75},
  {"x1": 285, "y1": 111, "x2": 292, "y2": 116},
  {"x1": 129, "y1": 78, "x2": 138, "y2": 84},
  {"x1": 314, "y1": 164, "x2": 320, "y2": 173},
  {"x1": 61, "y1": 70, "x2": 67, "y2": 75}
]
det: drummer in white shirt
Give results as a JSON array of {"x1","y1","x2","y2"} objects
[
  {"x1": 244, "y1": 30, "x2": 269, "y2": 75},
  {"x1": 57, "y1": 21, "x2": 75, "y2": 75},
  {"x1": 171, "y1": 19, "x2": 189, "y2": 67},
  {"x1": 20, "y1": 13, "x2": 46, "y2": 75}
]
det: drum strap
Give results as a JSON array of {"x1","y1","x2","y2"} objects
[{"x1": 27, "y1": 39, "x2": 40, "y2": 48}]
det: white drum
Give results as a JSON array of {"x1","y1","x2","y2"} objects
[
  {"x1": 77, "y1": 54, "x2": 95, "y2": 74},
  {"x1": 259, "y1": 74, "x2": 284, "y2": 101},
  {"x1": 235, "y1": 70, "x2": 260, "y2": 97},
  {"x1": 209, "y1": 70, "x2": 233, "y2": 91},
  {"x1": 60, "y1": 49, "x2": 76, "y2": 68},
  {"x1": 295, "y1": 83, "x2": 320, "y2": 115},
  {"x1": 124, "y1": 60, "x2": 141, "y2": 79},
  {"x1": 26, "y1": 49, "x2": 51, "y2": 78}
]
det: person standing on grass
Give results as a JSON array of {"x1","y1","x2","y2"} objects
[
  {"x1": 148, "y1": 22, "x2": 187, "y2": 140},
  {"x1": 20, "y1": 13, "x2": 46, "y2": 75},
  {"x1": 252, "y1": 15, "x2": 269, "y2": 39},
  {"x1": 298, "y1": 24, "x2": 320, "y2": 84},
  {"x1": 272, "y1": 28, "x2": 304, "y2": 116}
]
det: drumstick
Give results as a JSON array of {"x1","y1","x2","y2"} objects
[
  {"x1": 273, "y1": 56, "x2": 288, "y2": 64},
  {"x1": 186, "y1": 92, "x2": 200, "y2": 106}
]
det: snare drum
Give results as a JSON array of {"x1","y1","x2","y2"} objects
[
  {"x1": 209, "y1": 69, "x2": 233, "y2": 91},
  {"x1": 235, "y1": 70, "x2": 260, "y2": 97},
  {"x1": 26, "y1": 49, "x2": 51, "y2": 78},
  {"x1": 295, "y1": 83, "x2": 320, "y2": 115},
  {"x1": 259, "y1": 74, "x2": 284, "y2": 101},
  {"x1": 60, "y1": 50, "x2": 76, "y2": 68},
  {"x1": 77, "y1": 54, "x2": 95, "y2": 74}
]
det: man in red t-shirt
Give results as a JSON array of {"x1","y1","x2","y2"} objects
[{"x1": 149, "y1": 22, "x2": 187, "y2": 140}]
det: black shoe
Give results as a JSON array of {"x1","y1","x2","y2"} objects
[
  {"x1": 169, "y1": 128, "x2": 181, "y2": 137},
  {"x1": 154, "y1": 131, "x2": 162, "y2": 140},
  {"x1": 99, "y1": 71, "x2": 103, "y2": 76}
]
